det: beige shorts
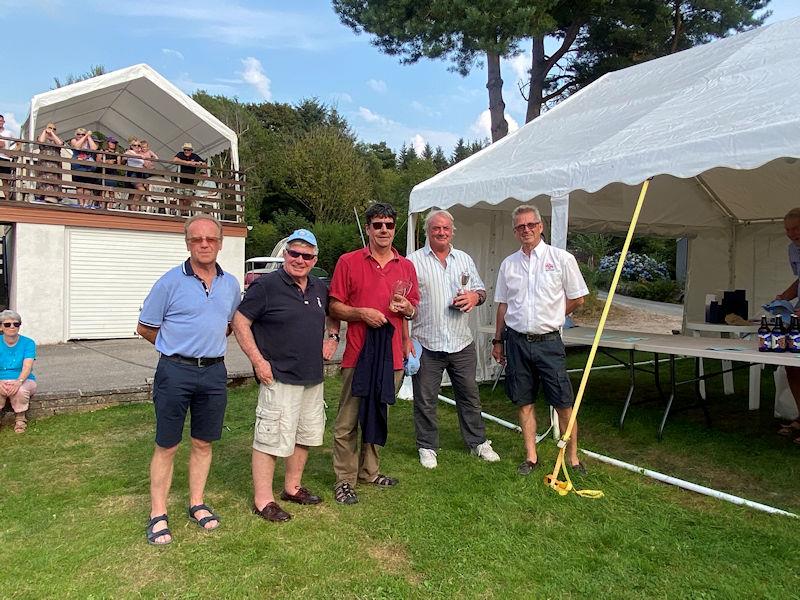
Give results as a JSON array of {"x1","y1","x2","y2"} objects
[{"x1": 253, "y1": 380, "x2": 325, "y2": 457}]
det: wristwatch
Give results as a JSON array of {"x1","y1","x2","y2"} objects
[
  {"x1": 327, "y1": 332, "x2": 340, "y2": 342},
  {"x1": 491, "y1": 338, "x2": 504, "y2": 345}
]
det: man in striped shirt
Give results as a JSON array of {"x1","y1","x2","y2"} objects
[{"x1": 407, "y1": 210, "x2": 500, "y2": 469}]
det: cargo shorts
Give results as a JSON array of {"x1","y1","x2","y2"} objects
[{"x1": 253, "y1": 380, "x2": 325, "y2": 457}]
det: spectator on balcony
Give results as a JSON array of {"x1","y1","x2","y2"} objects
[
  {"x1": 172, "y1": 143, "x2": 205, "y2": 213},
  {"x1": 0, "y1": 310, "x2": 36, "y2": 434},
  {"x1": 35, "y1": 123, "x2": 64, "y2": 204},
  {"x1": 140, "y1": 140, "x2": 159, "y2": 171},
  {"x1": 69, "y1": 128, "x2": 99, "y2": 208},
  {"x1": 99, "y1": 137, "x2": 123, "y2": 207},
  {"x1": 0, "y1": 114, "x2": 17, "y2": 201},
  {"x1": 124, "y1": 139, "x2": 147, "y2": 212}
]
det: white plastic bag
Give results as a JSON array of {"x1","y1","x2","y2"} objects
[{"x1": 773, "y1": 366, "x2": 799, "y2": 420}]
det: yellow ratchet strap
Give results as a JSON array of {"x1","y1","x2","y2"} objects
[{"x1": 544, "y1": 178, "x2": 652, "y2": 500}]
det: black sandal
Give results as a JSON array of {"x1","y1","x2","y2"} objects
[
  {"x1": 367, "y1": 474, "x2": 398, "y2": 487},
  {"x1": 146, "y1": 514, "x2": 172, "y2": 546},
  {"x1": 188, "y1": 504, "x2": 220, "y2": 531}
]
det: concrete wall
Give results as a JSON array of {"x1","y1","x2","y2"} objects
[{"x1": 9, "y1": 223, "x2": 245, "y2": 344}]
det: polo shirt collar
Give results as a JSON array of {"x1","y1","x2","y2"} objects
[
  {"x1": 361, "y1": 245, "x2": 400, "y2": 261},
  {"x1": 182, "y1": 258, "x2": 223, "y2": 277}
]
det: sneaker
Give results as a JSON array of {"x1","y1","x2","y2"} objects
[
  {"x1": 471, "y1": 439, "x2": 501, "y2": 462},
  {"x1": 517, "y1": 460, "x2": 539, "y2": 475},
  {"x1": 418, "y1": 448, "x2": 438, "y2": 469},
  {"x1": 333, "y1": 481, "x2": 358, "y2": 505}
]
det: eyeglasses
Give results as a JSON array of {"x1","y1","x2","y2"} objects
[
  {"x1": 370, "y1": 221, "x2": 396, "y2": 230},
  {"x1": 286, "y1": 248, "x2": 317, "y2": 261},
  {"x1": 2, "y1": 322, "x2": 21, "y2": 328},
  {"x1": 514, "y1": 222, "x2": 541, "y2": 232},
  {"x1": 187, "y1": 236, "x2": 221, "y2": 245}
]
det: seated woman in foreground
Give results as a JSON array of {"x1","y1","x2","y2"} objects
[{"x1": 0, "y1": 310, "x2": 37, "y2": 434}]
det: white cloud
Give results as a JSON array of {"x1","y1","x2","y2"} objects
[
  {"x1": 470, "y1": 109, "x2": 520, "y2": 140},
  {"x1": 410, "y1": 134, "x2": 426, "y2": 156},
  {"x1": 1, "y1": 112, "x2": 22, "y2": 137},
  {"x1": 367, "y1": 78, "x2": 387, "y2": 93},
  {"x1": 161, "y1": 48, "x2": 185, "y2": 60},
  {"x1": 505, "y1": 51, "x2": 531, "y2": 83},
  {"x1": 357, "y1": 106, "x2": 399, "y2": 127},
  {"x1": 350, "y1": 106, "x2": 459, "y2": 155},
  {"x1": 410, "y1": 100, "x2": 440, "y2": 118},
  {"x1": 329, "y1": 92, "x2": 353, "y2": 104},
  {"x1": 240, "y1": 57, "x2": 272, "y2": 100},
  {"x1": 172, "y1": 73, "x2": 238, "y2": 96}
]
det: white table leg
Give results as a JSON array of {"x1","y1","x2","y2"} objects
[
  {"x1": 748, "y1": 363, "x2": 762, "y2": 410},
  {"x1": 692, "y1": 330, "x2": 707, "y2": 399},
  {"x1": 721, "y1": 332, "x2": 735, "y2": 395}
]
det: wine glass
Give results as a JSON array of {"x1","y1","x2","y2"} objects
[{"x1": 458, "y1": 271, "x2": 471, "y2": 295}]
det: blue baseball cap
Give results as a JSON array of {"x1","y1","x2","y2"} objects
[{"x1": 286, "y1": 228, "x2": 318, "y2": 247}]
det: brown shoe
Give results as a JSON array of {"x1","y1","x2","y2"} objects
[
  {"x1": 253, "y1": 501, "x2": 291, "y2": 522},
  {"x1": 280, "y1": 486, "x2": 322, "y2": 505}
]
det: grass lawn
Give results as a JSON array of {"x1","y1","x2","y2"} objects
[{"x1": 1, "y1": 350, "x2": 799, "y2": 598}]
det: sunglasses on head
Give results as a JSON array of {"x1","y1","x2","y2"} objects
[
  {"x1": 369, "y1": 221, "x2": 396, "y2": 230},
  {"x1": 2, "y1": 321, "x2": 21, "y2": 328},
  {"x1": 286, "y1": 248, "x2": 317, "y2": 261}
]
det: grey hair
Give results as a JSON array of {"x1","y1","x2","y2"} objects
[
  {"x1": 0, "y1": 309, "x2": 22, "y2": 323},
  {"x1": 286, "y1": 240, "x2": 317, "y2": 252},
  {"x1": 184, "y1": 215, "x2": 224, "y2": 240},
  {"x1": 424, "y1": 209, "x2": 456, "y2": 233},
  {"x1": 511, "y1": 205, "x2": 541, "y2": 225},
  {"x1": 785, "y1": 208, "x2": 800, "y2": 222}
]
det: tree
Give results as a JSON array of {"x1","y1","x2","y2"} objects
[
  {"x1": 332, "y1": 0, "x2": 552, "y2": 142},
  {"x1": 519, "y1": 0, "x2": 770, "y2": 121},
  {"x1": 53, "y1": 64, "x2": 107, "y2": 89},
  {"x1": 432, "y1": 146, "x2": 449, "y2": 172},
  {"x1": 398, "y1": 143, "x2": 417, "y2": 170},
  {"x1": 285, "y1": 127, "x2": 373, "y2": 222}
]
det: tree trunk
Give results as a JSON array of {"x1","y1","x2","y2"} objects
[
  {"x1": 526, "y1": 37, "x2": 547, "y2": 122},
  {"x1": 486, "y1": 51, "x2": 508, "y2": 142}
]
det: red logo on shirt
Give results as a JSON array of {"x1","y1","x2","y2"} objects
[{"x1": 544, "y1": 262, "x2": 555, "y2": 271}]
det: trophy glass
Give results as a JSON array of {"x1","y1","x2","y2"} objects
[{"x1": 390, "y1": 279, "x2": 412, "y2": 313}]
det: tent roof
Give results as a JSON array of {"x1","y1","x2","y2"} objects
[
  {"x1": 410, "y1": 17, "x2": 800, "y2": 227},
  {"x1": 22, "y1": 63, "x2": 239, "y2": 169}
]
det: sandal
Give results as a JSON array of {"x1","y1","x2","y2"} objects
[
  {"x1": 188, "y1": 503, "x2": 220, "y2": 530},
  {"x1": 334, "y1": 482, "x2": 358, "y2": 505},
  {"x1": 777, "y1": 419, "x2": 800, "y2": 437},
  {"x1": 146, "y1": 514, "x2": 172, "y2": 546},
  {"x1": 365, "y1": 474, "x2": 399, "y2": 487},
  {"x1": 14, "y1": 420, "x2": 27, "y2": 434}
]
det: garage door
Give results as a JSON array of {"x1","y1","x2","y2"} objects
[{"x1": 68, "y1": 229, "x2": 190, "y2": 339}]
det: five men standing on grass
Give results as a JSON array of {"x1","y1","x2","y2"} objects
[
  {"x1": 137, "y1": 215, "x2": 241, "y2": 545},
  {"x1": 233, "y1": 229, "x2": 340, "y2": 522},
  {"x1": 492, "y1": 205, "x2": 589, "y2": 476},
  {"x1": 407, "y1": 210, "x2": 500, "y2": 469}
]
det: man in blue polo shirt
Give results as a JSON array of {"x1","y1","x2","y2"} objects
[
  {"x1": 233, "y1": 229, "x2": 340, "y2": 522},
  {"x1": 137, "y1": 215, "x2": 240, "y2": 546}
]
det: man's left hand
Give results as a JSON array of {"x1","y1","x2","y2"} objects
[
  {"x1": 390, "y1": 295, "x2": 414, "y2": 317},
  {"x1": 453, "y1": 291, "x2": 480, "y2": 313},
  {"x1": 322, "y1": 338, "x2": 338, "y2": 361}
]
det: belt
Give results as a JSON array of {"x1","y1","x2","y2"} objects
[
  {"x1": 508, "y1": 329, "x2": 561, "y2": 343},
  {"x1": 162, "y1": 354, "x2": 224, "y2": 367}
]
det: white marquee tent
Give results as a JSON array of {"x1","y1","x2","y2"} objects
[
  {"x1": 409, "y1": 17, "x2": 800, "y2": 379},
  {"x1": 21, "y1": 63, "x2": 239, "y2": 168}
]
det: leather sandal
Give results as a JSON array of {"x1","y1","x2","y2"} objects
[
  {"x1": 146, "y1": 514, "x2": 172, "y2": 546},
  {"x1": 778, "y1": 419, "x2": 800, "y2": 437},
  {"x1": 365, "y1": 474, "x2": 398, "y2": 487},
  {"x1": 14, "y1": 420, "x2": 27, "y2": 434},
  {"x1": 188, "y1": 503, "x2": 220, "y2": 530}
]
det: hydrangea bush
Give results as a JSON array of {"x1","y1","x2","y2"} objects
[{"x1": 598, "y1": 251, "x2": 670, "y2": 281}]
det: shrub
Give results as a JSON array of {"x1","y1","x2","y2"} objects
[
  {"x1": 598, "y1": 251, "x2": 670, "y2": 281},
  {"x1": 245, "y1": 222, "x2": 281, "y2": 259},
  {"x1": 312, "y1": 221, "x2": 363, "y2": 274},
  {"x1": 617, "y1": 279, "x2": 684, "y2": 303}
]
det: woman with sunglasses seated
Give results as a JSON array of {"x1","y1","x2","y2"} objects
[{"x1": 0, "y1": 310, "x2": 37, "y2": 434}]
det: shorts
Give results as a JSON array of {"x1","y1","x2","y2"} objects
[
  {"x1": 253, "y1": 380, "x2": 325, "y2": 457},
  {"x1": 152, "y1": 356, "x2": 228, "y2": 448},
  {"x1": 504, "y1": 329, "x2": 574, "y2": 409},
  {"x1": 0, "y1": 379, "x2": 37, "y2": 412}
]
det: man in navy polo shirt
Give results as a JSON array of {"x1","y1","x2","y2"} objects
[
  {"x1": 233, "y1": 229, "x2": 340, "y2": 522},
  {"x1": 137, "y1": 215, "x2": 240, "y2": 545}
]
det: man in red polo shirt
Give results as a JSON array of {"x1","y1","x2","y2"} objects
[{"x1": 329, "y1": 203, "x2": 419, "y2": 505}]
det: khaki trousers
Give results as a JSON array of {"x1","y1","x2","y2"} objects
[{"x1": 333, "y1": 367, "x2": 403, "y2": 486}]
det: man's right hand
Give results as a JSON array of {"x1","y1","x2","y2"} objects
[
  {"x1": 491, "y1": 343, "x2": 506, "y2": 365},
  {"x1": 255, "y1": 359, "x2": 274, "y2": 385},
  {"x1": 360, "y1": 307, "x2": 388, "y2": 328}
]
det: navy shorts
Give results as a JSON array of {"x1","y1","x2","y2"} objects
[
  {"x1": 504, "y1": 329, "x2": 574, "y2": 409},
  {"x1": 152, "y1": 357, "x2": 228, "y2": 448}
]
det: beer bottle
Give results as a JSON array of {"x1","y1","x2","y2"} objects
[
  {"x1": 758, "y1": 315, "x2": 771, "y2": 352},
  {"x1": 790, "y1": 315, "x2": 800, "y2": 354},
  {"x1": 772, "y1": 316, "x2": 786, "y2": 352}
]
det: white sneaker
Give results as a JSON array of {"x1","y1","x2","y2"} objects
[
  {"x1": 418, "y1": 448, "x2": 438, "y2": 469},
  {"x1": 472, "y1": 440, "x2": 501, "y2": 462}
]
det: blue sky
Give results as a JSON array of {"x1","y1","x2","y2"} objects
[{"x1": 1, "y1": 0, "x2": 797, "y2": 155}]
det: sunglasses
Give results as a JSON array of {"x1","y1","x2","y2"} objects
[
  {"x1": 514, "y1": 222, "x2": 541, "y2": 232},
  {"x1": 187, "y1": 236, "x2": 221, "y2": 245},
  {"x1": 2, "y1": 322, "x2": 21, "y2": 328},
  {"x1": 370, "y1": 221, "x2": 396, "y2": 230},
  {"x1": 286, "y1": 248, "x2": 317, "y2": 261}
]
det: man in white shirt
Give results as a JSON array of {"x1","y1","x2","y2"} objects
[
  {"x1": 408, "y1": 210, "x2": 500, "y2": 469},
  {"x1": 492, "y1": 205, "x2": 589, "y2": 475}
]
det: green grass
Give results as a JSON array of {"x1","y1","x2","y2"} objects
[{"x1": 1, "y1": 353, "x2": 799, "y2": 598}]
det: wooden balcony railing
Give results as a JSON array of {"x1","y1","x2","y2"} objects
[{"x1": 0, "y1": 135, "x2": 246, "y2": 222}]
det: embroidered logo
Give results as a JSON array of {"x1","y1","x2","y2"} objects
[{"x1": 544, "y1": 262, "x2": 556, "y2": 272}]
